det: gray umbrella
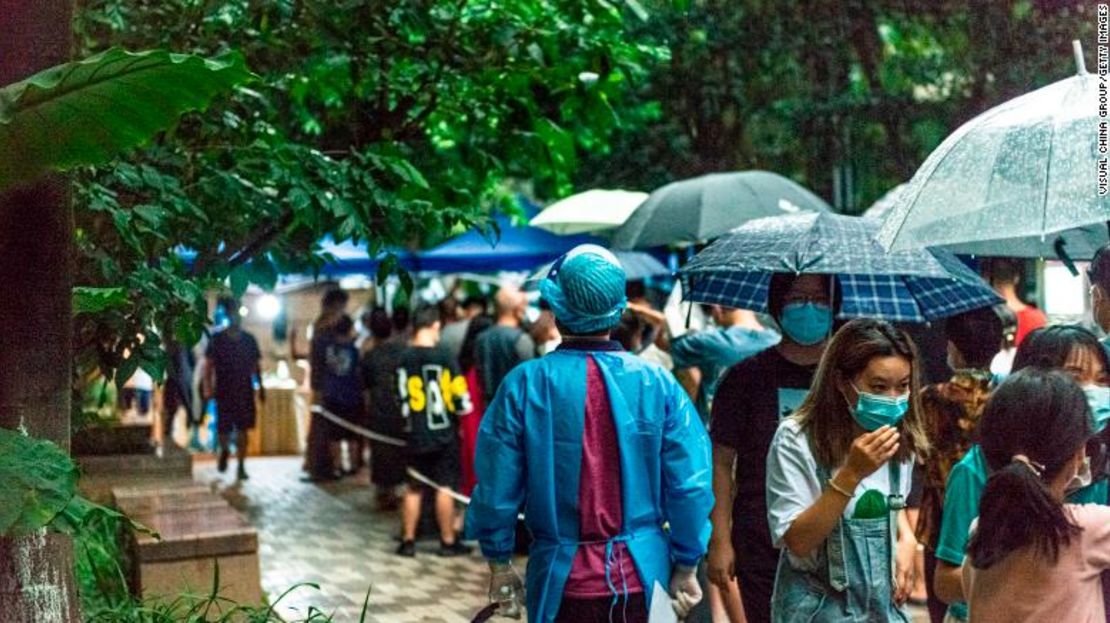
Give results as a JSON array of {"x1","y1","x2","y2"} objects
[
  {"x1": 877, "y1": 41, "x2": 1110, "y2": 256},
  {"x1": 609, "y1": 170, "x2": 831, "y2": 250}
]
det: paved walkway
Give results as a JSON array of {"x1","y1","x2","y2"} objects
[
  {"x1": 195, "y1": 455, "x2": 928, "y2": 623},
  {"x1": 195, "y1": 456, "x2": 492, "y2": 623}
]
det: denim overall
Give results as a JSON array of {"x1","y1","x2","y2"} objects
[{"x1": 770, "y1": 461, "x2": 911, "y2": 623}]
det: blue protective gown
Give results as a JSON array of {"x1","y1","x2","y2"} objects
[{"x1": 465, "y1": 343, "x2": 714, "y2": 622}]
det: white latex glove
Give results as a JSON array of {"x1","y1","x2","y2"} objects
[
  {"x1": 669, "y1": 564, "x2": 702, "y2": 619},
  {"x1": 488, "y1": 561, "x2": 524, "y2": 619}
]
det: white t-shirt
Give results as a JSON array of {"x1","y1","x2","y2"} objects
[
  {"x1": 123, "y1": 368, "x2": 154, "y2": 391},
  {"x1": 766, "y1": 417, "x2": 913, "y2": 565}
]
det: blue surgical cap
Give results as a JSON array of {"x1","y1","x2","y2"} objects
[{"x1": 540, "y1": 246, "x2": 627, "y2": 335}]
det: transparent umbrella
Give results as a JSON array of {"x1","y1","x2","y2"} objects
[{"x1": 877, "y1": 41, "x2": 1110, "y2": 256}]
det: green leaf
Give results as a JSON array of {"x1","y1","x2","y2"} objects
[
  {"x1": 0, "y1": 48, "x2": 254, "y2": 190},
  {"x1": 49, "y1": 494, "x2": 159, "y2": 540},
  {"x1": 624, "y1": 0, "x2": 650, "y2": 21},
  {"x1": 0, "y1": 428, "x2": 80, "y2": 537},
  {"x1": 73, "y1": 287, "x2": 128, "y2": 315},
  {"x1": 228, "y1": 265, "x2": 250, "y2": 298}
]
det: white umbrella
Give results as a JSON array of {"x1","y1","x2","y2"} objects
[
  {"x1": 530, "y1": 189, "x2": 647, "y2": 235},
  {"x1": 877, "y1": 41, "x2": 1110, "y2": 254}
]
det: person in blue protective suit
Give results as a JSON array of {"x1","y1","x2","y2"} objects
[
  {"x1": 766, "y1": 319, "x2": 929, "y2": 622},
  {"x1": 465, "y1": 244, "x2": 714, "y2": 623}
]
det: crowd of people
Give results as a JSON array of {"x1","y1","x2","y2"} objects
[{"x1": 178, "y1": 243, "x2": 1110, "y2": 622}]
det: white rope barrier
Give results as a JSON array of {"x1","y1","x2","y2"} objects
[
  {"x1": 310, "y1": 404, "x2": 524, "y2": 520},
  {"x1": 310, "y1": 404, "x2": 408, "y2": 447}
]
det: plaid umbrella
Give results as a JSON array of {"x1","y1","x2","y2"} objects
[{"x1": 680, "y1": 212, "x2": 1002, "y2": 323}]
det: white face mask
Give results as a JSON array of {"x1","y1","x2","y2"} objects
[{"x1": 1066, "y1": 456, "x2": 1093, "y2": 494}]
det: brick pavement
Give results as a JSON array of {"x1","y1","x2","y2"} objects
[{"x1": 195, "y1": 456, "x2": 492, "y2": 623}]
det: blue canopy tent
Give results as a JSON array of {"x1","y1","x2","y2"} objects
[
  {"x1": 317, "y1": 202, "x2": 602, "y2": 276},
  {"x1": 185, "y1": 200, "x2": 671, "y2": 278}
]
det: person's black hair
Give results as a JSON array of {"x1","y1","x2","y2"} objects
[
  {"x1": 1089, "y1": 244, "x2": 1110, "y2": 294},
  {"x1": 462, "y1": 296, "x2": 488, "y2": 312},
  {"x1": 625, "y1": 281, "x2": 647, "y2": 301},
  {"x1": 412, "y1": 305, "x2": 441, "y2": 331},
  {"x1": 218, "y1": 296, "x2": 240, "y2": 321},
  {"x1": 967, "y1": 368, "x2": 1090, "y2": 569},
  {"x1": 438, "y1": 297, "x2": 459, "y2": 321},
  {"x1": 367, "y1": 306, "x2": 392, "y2": 340},
  {"x1": 1012, "y1": 324, "x2": 1110, "y2": 375},
  {"x1": 392, "y1": 306, "x2": 411, "y2": 332},
  {"x1": 611, "y1": 311, "x2": 645, "y2": 352},
  {"x1": 980, "y1": 258, "x2": 1023, "y2": 285},
  {"x1": 459, "y1": 315, "x2": 494, "y2": 371},
  {"x1": 334, "y1": 314, "x2": 354, "y2": 336},
  {"x1": 322, "y1": 288, "x2": 349, "y2": 310},
  {"x1": 767, "y1": 273, "x2": 841, "y2": 320},
  {"x1": 945, "y1": 306, "x2": 1005, "y2": 369}
]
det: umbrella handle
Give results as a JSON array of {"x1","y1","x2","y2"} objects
[
  {"x1": 1074, "y1": 40, "x2": 1088, "y2": 76},
  {"x1": 1054, "y1": 237, "x2": 1078, "y2": 277}
]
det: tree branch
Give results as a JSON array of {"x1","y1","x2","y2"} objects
[{"x1": 191, "y1": 209, "x2": 295, "y2": 276}]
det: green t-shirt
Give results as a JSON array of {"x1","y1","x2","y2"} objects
[{"x1": 935, "y1": 445, "x2": 1109, "y2": 621}]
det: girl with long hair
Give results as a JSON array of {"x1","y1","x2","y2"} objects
[
  {"x1": 933, "y1": 324, "x2": 1110, "y2": 621},
  {"x1": 766, "y1": 318, "x2": 929, "y2": 621},
  {"x1": 963, "y1": 368, "x2": 1110, "y2": 621}
]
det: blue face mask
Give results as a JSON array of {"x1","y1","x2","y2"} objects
[
  {"x1": 850, "y1": 384, "x2": 910, "y2": 431},
  {"x1": 779, "y1": 302, "x2": 832, "y2": 346},
  {"x1": 1083, "y1": 385, "x2": 1110, "y2": 433}
]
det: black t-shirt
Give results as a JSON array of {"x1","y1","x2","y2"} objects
[
  {"x1": 360, "y1": 338, "x2": 407, "y2": 435},
  {"x1": 710, "y1": 347, "x2": 816, "y2": 570},
  {"x1": 475, "y1": 325, "x2": 534, "y2": 398},
  {"x1": 205, "y1": 328, "x2": 261, "y2": 417},
  {"x1": 395, "y1": 346, "x2": 472, "y2": 453}
]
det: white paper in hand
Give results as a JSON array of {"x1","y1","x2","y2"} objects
[{"x1": 648, "y1": 581, "x2": 679, "y2": 623}]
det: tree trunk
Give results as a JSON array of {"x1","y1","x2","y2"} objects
[{"x1": 0, "y1": 1, "x2": 80, "y2": 621}]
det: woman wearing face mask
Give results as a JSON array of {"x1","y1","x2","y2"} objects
[
  {"x1": 765, "y1": 318, "x2": 929, "y2": 622},
  {"x1": 963, "y1": 368, "x2": 1110, "y2": 622},
  {"x1": 933, "y1": 324, "x2": 1110, "y2": 621},
  {"x1": 707, "y1": 273, "x2": 836, "y2": 622}
]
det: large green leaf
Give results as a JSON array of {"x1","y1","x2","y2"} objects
[
  {"x1": 73, "y1": 286, "x2": 128, "y2": 315},
  {"x1": 0, "y1": 428, "x2": 79, "y2": 536},
  {"x1": 0, "y1": 48, "x2": 253, "y2": 190}
]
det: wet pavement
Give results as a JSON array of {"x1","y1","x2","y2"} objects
[
  {"x1": 194, "y1": 455, "x2": 928, "y2": 623},
  {"x1": 195, "y1": 456, "x2": 491, "y2": 623}
]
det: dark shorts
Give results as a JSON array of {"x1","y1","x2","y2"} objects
[
  {"x1": 215, "y1": 400, "x2": 256, "y2": 434},
  {"x1": 555, "y1": 592, "x2": 647, "y2": 623},
  {"x1": 323, "y1": 402, "x2": 364, "y2": 441},
  {"x1": 733, "y1": 527, "x2": 776, "y2": 623},
  {"x1": 405, "y1": 443, "x2": 460, "y2": 491}
]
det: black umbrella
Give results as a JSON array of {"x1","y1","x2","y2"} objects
[{"x1": 609, "y1": 170, "x2": 831, "y2": 250}]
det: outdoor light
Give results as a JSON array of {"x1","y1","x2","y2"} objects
[
  {"x1": 239, "y1": 305, "x2": 250, "y2": 318},
  {"x1": 578, "y1": 71, "x2": 599, "y2": 86},
  {"x1": 256, "y1": 294, "x2": 282, "y2": 321}
]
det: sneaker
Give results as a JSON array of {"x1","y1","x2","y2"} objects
[
  {"x1": 396, "y1": 540, "x2": 416, "y2": 557},
  {"x1": 237, "y1": 464, "x2": 249, "y2": 481},
  {"x1": 437, "y1": 540, "x2": 473, "y2": 557},
  {"x1": 217, "y1": 450, "x2": 229, "y2": 473}
]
